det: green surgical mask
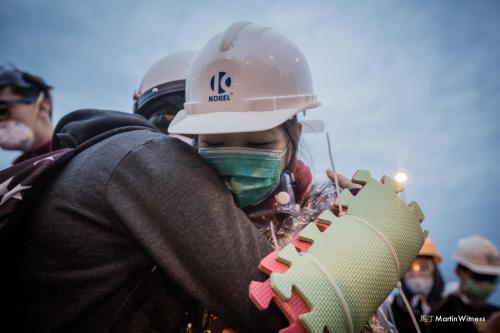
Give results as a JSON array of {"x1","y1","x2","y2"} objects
[
  {"x1": 462, "y1": 277, "x2": 497, "y2": 301},
  {"x1": 199, "y1": 146, "x2": 286, "y2": 208}
]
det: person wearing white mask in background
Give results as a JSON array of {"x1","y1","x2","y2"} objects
[
  {"x1": 390, "y1": 239, "x2": 444, "y2": 333},
  {"x1": 432, "y1": 235, "x2": 500, "y2": 333},
  {"x1": 0, "y1": 64, "x2": 53, "y2": 164}
]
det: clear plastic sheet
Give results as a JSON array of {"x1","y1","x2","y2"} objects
[
  {"x1": 248, "y1": 179, "x2": 337, "y2": 249},
  {"x1": 360, "y1": 298, "x2": 399, "y2": 333}
]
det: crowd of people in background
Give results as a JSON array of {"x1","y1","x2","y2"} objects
[{"x1": 1, "y1": 21, "x2": 499, "y2": 333}]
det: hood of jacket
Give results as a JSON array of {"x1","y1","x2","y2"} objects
[{"x1": 51, "y1": 109, "x2": 159, "y2": 150}]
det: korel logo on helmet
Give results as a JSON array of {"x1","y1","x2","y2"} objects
[{"x1": 209, "y1": 72, "x2": 232, "y2": 102}]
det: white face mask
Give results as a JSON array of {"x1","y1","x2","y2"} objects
[
  {"x1": 405, "y1": 276, "x2": 434, "y2": 296},
  {"x1": 0, "y1": 120, "x2": 35, "y2": 151}
]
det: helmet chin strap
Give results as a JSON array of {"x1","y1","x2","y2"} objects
[{"x1": 281, "y1": 143, "x2": 292, "y2": 172}]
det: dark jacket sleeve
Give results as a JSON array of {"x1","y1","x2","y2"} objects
[{"x1": 105, "y1": 136, "x2": 286, "y2": 333}]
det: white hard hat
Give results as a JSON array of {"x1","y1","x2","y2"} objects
[
  {"x1": 134, "y1": 50, "x2": 196, "y2": 118},
  {"x1": 168, "y1": 22, "x2": 320, "y2": 135},
  {"x1": 454, "y1": 235, "x2": 500, "y2": 275}
]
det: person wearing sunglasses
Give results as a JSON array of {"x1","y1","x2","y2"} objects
[{"x1": 0, "y1": 64, "x2": 53, "y2": 164}]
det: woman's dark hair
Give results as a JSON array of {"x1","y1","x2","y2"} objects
[{"x1": 281, "y1": 115, "x2": 300, "y2": 171}]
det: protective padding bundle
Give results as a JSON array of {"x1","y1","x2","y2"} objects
[{"x1": 251, "y1": 170, "x2": 427, "y2": 333}]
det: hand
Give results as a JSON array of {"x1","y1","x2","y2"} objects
[{"x1": 326, "y1": 169, "x2": 363, "y2": 190}]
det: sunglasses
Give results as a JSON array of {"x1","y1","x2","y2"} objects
[{"x1": 0, "y1": 97, "x2": 39, "y2": 121}]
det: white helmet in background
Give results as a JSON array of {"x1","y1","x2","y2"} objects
[
  {"x1": 133, "y1": 51, "x2": 196, "y2": 121},
  {"x1": 168, "y1": 21, "x2": 320, "y2": 135},
  {"x1": 454, "y1": 235, "x2": 500, "y2": 275}
]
